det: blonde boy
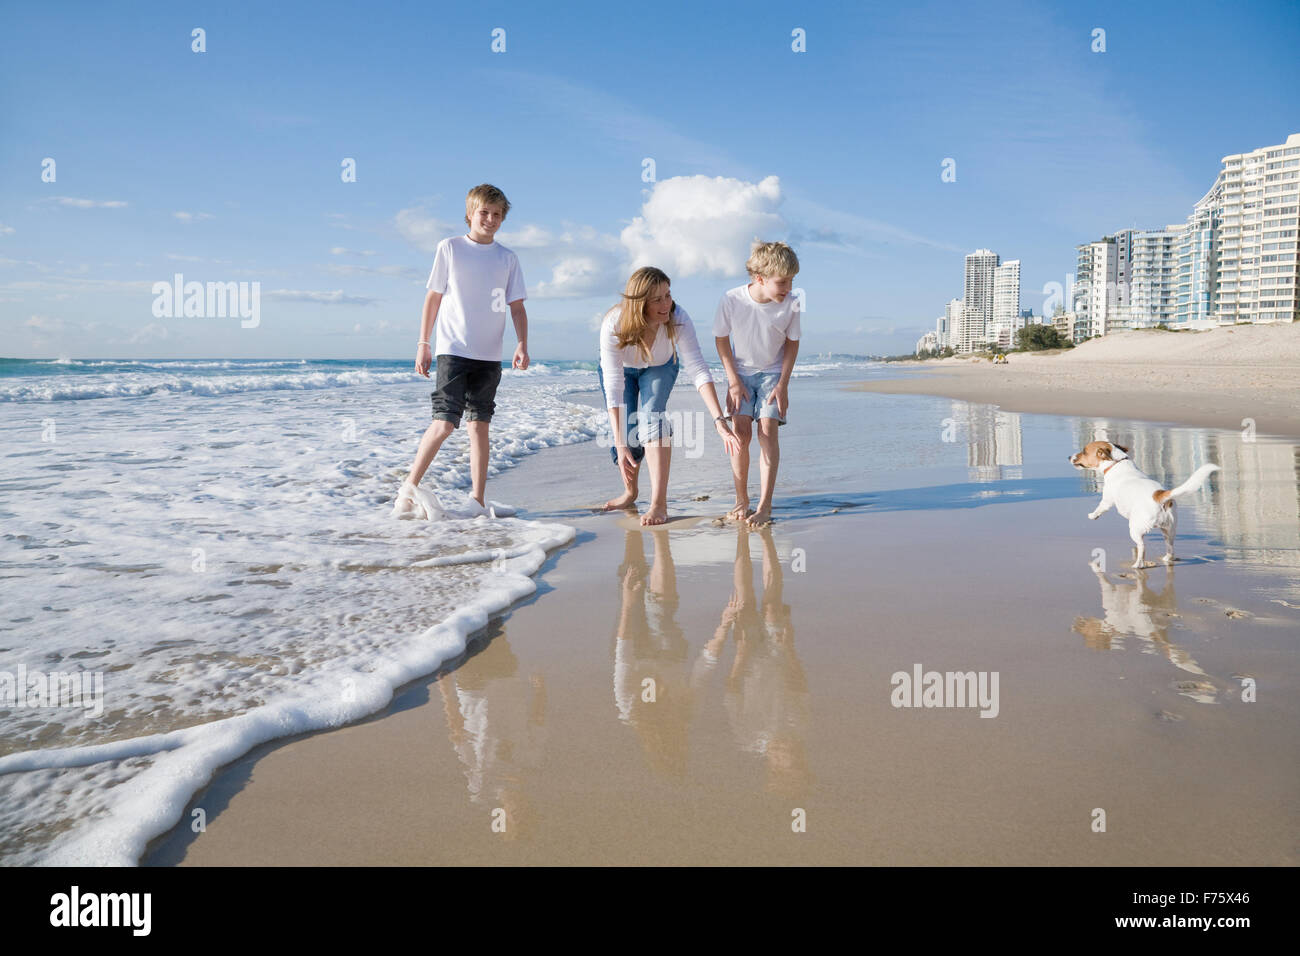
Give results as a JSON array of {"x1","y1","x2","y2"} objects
[
  {"x1": 393, "y1": 184, "x2": 529, "y2": 519},
  {"x1": 714, "y1": 241, "x2": 800, "y2": 527}
]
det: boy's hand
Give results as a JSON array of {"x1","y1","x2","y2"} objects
[
  {"x1": 416, "y1": 343, "x2": 432, "y2": 378},
  {"x1": 766, "y1": 383, "x2": 789, "y2": 418},
  {"x1": 512, "y1": 343, "x2": 529, "y2": 370},
  {"x1": 726, "y1": 381, "x2": 750, "y2": 415}
]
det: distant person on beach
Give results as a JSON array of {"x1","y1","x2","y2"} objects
[
  {"x1": 598, "y1": 266, "x2": 740, "y2": 525},
  {"x1": 393, "y1": 184, "x2": 529, "y2": 520},
  {"x1": 714, "y1": 241, "x2": 801, "y2": 527}
]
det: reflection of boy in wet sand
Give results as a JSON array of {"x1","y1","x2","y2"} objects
[
  {"x1": 611, "y1": 529, "x2": 692, "y2": 779},
  {"x1": 695, "y1": 528, "x2": 811, "y2": 795},
  {"x1": 436, "y1": 634, "x2": 546, "y2": 840}
]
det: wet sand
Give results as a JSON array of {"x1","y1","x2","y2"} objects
[{"x1": 145, "y1": 427, "x2": 1300, "y2": 866}]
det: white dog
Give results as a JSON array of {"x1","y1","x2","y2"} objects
[{"x1": 1069, "y1": 440, "x2": 1220, "y2": 568}]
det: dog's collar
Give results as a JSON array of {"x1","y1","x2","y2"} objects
[{"x1": 1101, "y1": 460, "x2": 1122, "y2": 475}]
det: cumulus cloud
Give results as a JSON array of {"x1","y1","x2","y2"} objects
[
  {"x1": 621, "y1": 175, "x2": 786, "y2": 278},
  {"x1": 394, "y1": 207, "x2": 457, "y2": 253},
  {"x1": 173, "y1": 211, "x2": 214, "y2": 222},
  {"x1": 25, "y1": 314, "x2": 64, "y2": 331}
]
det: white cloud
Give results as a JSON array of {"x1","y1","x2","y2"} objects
[
  {"x1": 330, "y1": 247, "x2": 380, "y2": 257},
  {"x1": 0, "y1": 222, "x2": 14, "y2": 235},
  {"x1": 264, "y1": 289, "x2": 376, "y2": 305},
  {"x1": 25, "y1": 314, "x2": 64, "y2": 332},
  {"x1": 46, "y1": 197, "x2": 128, "y2": 209},
  {"x1": 324, "y1": 263, "x2": 422, "y2": 280},
  {"x1": 621, "y1": 175, "x2": 786, "y2": 278},
  {"x1": 394, "y1": 207, "x2": 457, "y2": 253},
  {"x1": 128, "y1": 323, "x2": 171, "y2": 344},
  {"x1": 173, "y1": 211, "x2": 215, "y2": 222}
]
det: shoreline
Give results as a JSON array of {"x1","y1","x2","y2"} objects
[{"x1": 853, "y1": 324, "x2": 1300, "y2": 440}]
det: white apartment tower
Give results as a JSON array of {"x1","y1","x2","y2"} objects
[
  {"x1": 1212, "y1": 132, "x2": 1300, "y2": 323},
  {"x1": 961, "y1": 249, "x2": 999, "y2": 352},
  {"x1": 994, "y1": 260, "x2": 1021, "y2": 327}
]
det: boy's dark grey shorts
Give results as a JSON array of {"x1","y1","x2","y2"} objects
[{"x1": 431, "y1": 354, "x2": 503, "y2": 426}]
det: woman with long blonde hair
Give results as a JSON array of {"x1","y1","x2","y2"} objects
[{"x1": 597, "y1": 267, "x2": 739, "y2": 525}]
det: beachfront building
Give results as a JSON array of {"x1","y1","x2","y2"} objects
[
  {"x1": 915, "y1": 330, "x2": 941, "y2": 356},
  {"x1": 1074, "y1": 238, "x2": 1118, "y2": 339},
  {"x1": 1076, "y1": 132, "x2": 1300, "y2": 332},
  {"x1": 944, "y1": 297, "x2": 963, "y2": 350},
  {"x1": 1212, "y1": 133, "x2": 1300, "y2": 324},
  {"x1": 960, "y1": 249, "x2": 999, "y2": 352},
  {"x1": 1052, "y1": 309, "x2": 1084, "y2": 342},
  {"x1": 1118, "y1": 227, "x2": 1180, "y2": 328},
  {"x1": 994, "y1": 259, "x2": 1021, "y2": 328}
]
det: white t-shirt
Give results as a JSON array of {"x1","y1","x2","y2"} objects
[
  {"x1": 712, "y1": 284, "x2": 801, "y2": 375},
  {"x1": 425, "y1": 235, "x2": 527, "y2": 361},
  {"x1": 598, "y1": 304, "x2": 715, "y2": 410}
]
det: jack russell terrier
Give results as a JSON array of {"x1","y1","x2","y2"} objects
[{"x1": 1069, "y1": 440, "x2": 1220, "y2": 568}]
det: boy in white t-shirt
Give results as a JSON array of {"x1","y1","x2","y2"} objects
[
  {"x1": 714, "y1": 241, "x2": 801, "y2": 528},
  {"x1": 392, "y1": 184, "x2": 529, "y2": 519}
]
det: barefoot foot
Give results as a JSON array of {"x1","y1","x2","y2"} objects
[
  {"x1": 640, "y1": 505, "x2": 669, "y2": 526},
  {"x1": 602, "y1": 490, "x2": 639, "y2": 511},
  {"x1": 724, "y1": 501, "x2": 753, "y2": 522},
  {"x1": 746, "y1": 505, "x2": 773, "y2": 528}
]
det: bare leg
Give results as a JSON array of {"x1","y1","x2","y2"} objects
[
  {"x1": 748, "y1": 418, "x2": 780, "y2": 527},
  {"x1": 467, "y1": 420, "x2": 490, "y2": 506},
  {"x1": 641, "y1": 440, "x2": 671, "y2": 525},
  {"x1": 726, "y1": 416, "x2": 753, "y2": 521},
  {"x1": 406, "y1": 419, "x2": 457, "y2": 486}
]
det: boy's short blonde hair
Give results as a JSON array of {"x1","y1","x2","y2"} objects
[
  {"x1": 465, "y1": 184, "x2": 511, "y2": 225},
  {"x1": 746, "y1": 241, "x2": 799, "y2": 279}
]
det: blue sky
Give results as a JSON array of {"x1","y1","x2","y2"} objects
[{"x1": 2, "y1": 0, "x2": 1297, "y2": 359}]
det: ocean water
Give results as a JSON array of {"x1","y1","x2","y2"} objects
[{"x1": 0, "y1": 357, "x2": 618, "y2": 864}]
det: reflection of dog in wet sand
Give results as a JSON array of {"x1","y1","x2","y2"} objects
[
  {"x1": 1068, "y1": 440, "x2": 1219, "y2": 569},
  {"x1": 1072, "y1": 566, "x2": 1217, "y2": 703}
]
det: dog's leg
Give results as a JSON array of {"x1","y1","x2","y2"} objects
[
  {"x1": 1130, "y1": 525, "x2": 1149, "y2": 569},
  {"x1": 1161, "y1": 508, "x2": 1176, "y2": 565},
  {"x1": 1088, "y1": 493, "x2": 1114, "y2": 521}
]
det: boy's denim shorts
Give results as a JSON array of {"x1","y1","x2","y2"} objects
[
  {"x1": 731, "y1": 369, "x2": 786, "y2": 424},
  {"x1": 596, "y1": 353, "x2": 679, "y2": 465},
  {"x1": 431, "y1": 354, "x2": 503, "y2": 426}
]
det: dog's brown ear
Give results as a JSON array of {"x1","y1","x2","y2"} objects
[
  {"x1": 1096, "y1": 445, "x2": 1112, "y2": 461},
  {"x1": 1112, "y1": 442, "x2": 1129, "y2": 454}
]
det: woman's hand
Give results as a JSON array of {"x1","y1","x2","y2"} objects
[
  {"x1": 716, "y1": 418, "x2": 742, "y2": 456},
  {"x1": 616, "y1": 445, "x2": 638, "y2": 484},
  {"x1": 416, "y1": 343, "x2": 432, "y2": 378}
]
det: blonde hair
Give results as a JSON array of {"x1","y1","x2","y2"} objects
[
  {"x1": 614, "y1": 267, "x2": 679, "y2": 362},
  {"x1": 464, "y1": 184, "x2": 511, "y2": 226},
  {"x1": 746, "y1": 240, "x2": 799, "y2": 279}
]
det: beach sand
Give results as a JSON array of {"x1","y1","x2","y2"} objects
[
  {"x1": 145, "y1": 402, "x2": 1300, "y2": 866},
  {"x1": 853, "y1": 323, "x2": 1300, "y2": 439}
]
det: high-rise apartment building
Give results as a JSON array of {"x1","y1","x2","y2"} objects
[{"x1": 961, "y1": 249, "x2": 999, "y2": 352}]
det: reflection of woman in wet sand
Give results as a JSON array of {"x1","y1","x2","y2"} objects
[
  {"x1": 695, "y1": 527, "x2": 811, "y2": 795},
  {"x1": 610, "y1": 528, "x2": 692, "y2": 779},
  {"x1": 435, "y1": 634, "x2": 547, "y2": 840}
]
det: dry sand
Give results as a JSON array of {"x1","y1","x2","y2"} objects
[
  {"x1": 144, "y1": 428, "x2": 1300, "y2": 867},
  {"x1": 854, "y1": 323, "x2": 1300, "y2": 439}
]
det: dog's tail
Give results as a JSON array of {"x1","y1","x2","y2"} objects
[{"x1": 1168, "y1": 463, "x2": 1220, "y2": 500}]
